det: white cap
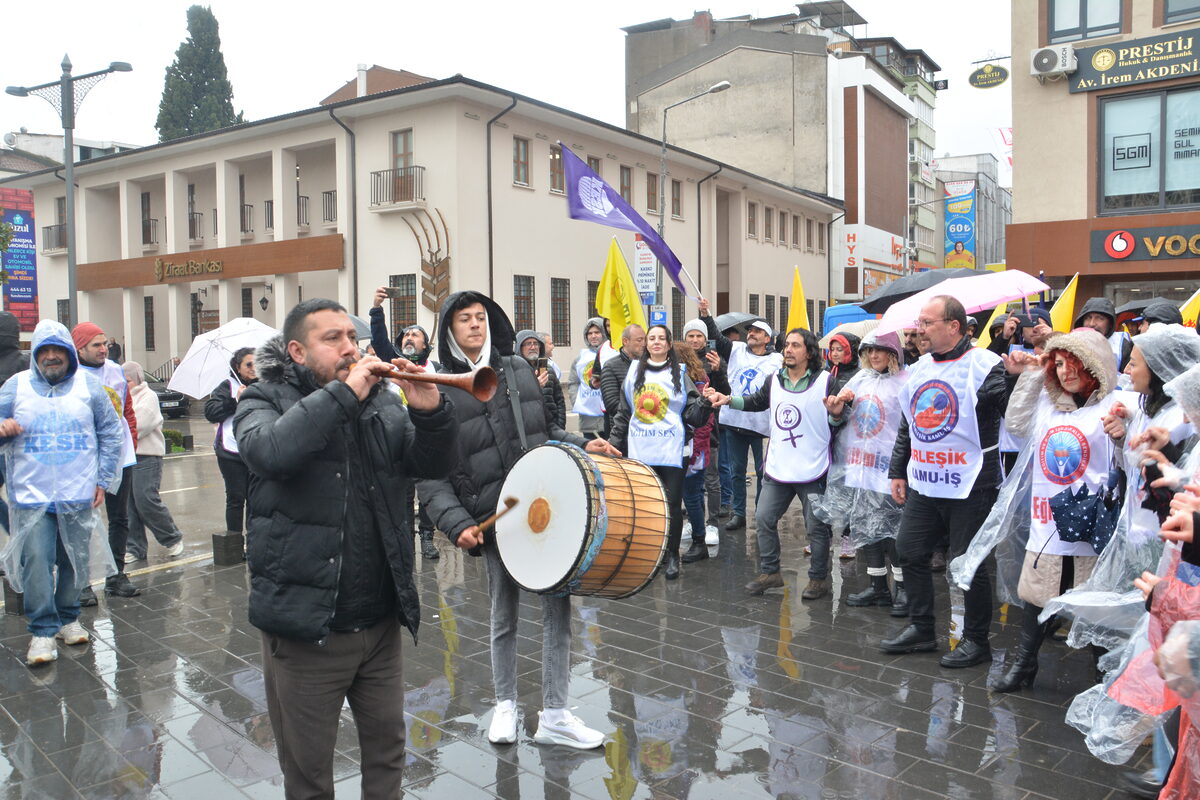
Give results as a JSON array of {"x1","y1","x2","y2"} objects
[{"x1": 749, "y1": 320, "x2": 773, "y2": 336}]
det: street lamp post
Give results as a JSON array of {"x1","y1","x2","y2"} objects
[
  {"x1": 656, "y1": 80, "x2": 731, "y2": 310},
  {"x1": 7, "y1": 55, "x2": 131, "y2": 328}
]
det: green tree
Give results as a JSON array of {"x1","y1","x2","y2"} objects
[{"x1": 155, "y1": 5, "x2": 245, "y2": 142}]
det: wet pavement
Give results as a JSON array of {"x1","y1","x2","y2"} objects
[{"x1": 0, "y1": 415, "x2": 1147, "y2": 798}]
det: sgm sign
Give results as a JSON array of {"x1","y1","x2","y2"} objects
[{"x1": 1090, "y1": 226, "x2": 1200, "y2": 262}]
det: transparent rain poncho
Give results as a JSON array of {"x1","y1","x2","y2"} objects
[
  {"x1": 0, "y1": 321, "x2": 122, "y2": 593},
  {"x1": 813, "y1": 365, "x2": 908, "y2": 546}
]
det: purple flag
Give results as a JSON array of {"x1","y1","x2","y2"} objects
[{"x1": 561, "y1": 144, "x2": 687, "y2": 297}]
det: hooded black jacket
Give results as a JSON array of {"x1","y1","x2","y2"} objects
[
  {"x1": 417, "y1": 291, "x2": 585, "y2": 549},
  {"x1": 516, "y1": 329, "x2": 566, "y2": 430},
  {"x1": 234, "y1": 335, "x2": 458, "y2": 643},
  {"x1": 0, "y1": 313, "x2": 24, "y2": 386},
  {"x1": 1074, "y1": 296, "x2": 1132, "y2": 369}
]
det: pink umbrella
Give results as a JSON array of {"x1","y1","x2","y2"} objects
[{"x1": 876, "y1": 270, "x2": 1050, "y2": 335}]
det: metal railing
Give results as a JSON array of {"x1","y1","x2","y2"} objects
[
  {"x1": 297, "y1": 195, "x2": 310, "y2": 227},
  {"x1": 240, "y1": 204, "x2": 254, "y2": 234},
  {"x1": 369, "y1": 166, "x2": 425, "y2": 206},
  {"x1": 141, "y1": 218, "x2": 159, "y2": 246},
  {"x1": 42, "y1": 224, "x2": 66, "y2": 251},
  {"x1": 322, "y1": 190, "x2": 337, "y2": 223},
  {"x1": 188, "y1": 212, "x2": 204, "y2": 241},
  {"x1": 212, "y1": 208, "x2": 218, "y2": 237},
  {"x1": 263, "y1": 200, "x2": 274, "y2": 231},
  {"x1": 148, "y1": 358, "x2": 177, "y2": 382}
]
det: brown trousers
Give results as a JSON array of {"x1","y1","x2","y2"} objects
[{"x1": 261, "y1": 617, "x2": 406, "y2": 800}]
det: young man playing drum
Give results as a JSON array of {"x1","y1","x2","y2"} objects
[{"x1": 418, "y1": 290, "x2": 619, "y2": 749}]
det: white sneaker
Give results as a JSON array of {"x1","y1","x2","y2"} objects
[
  {"x1": 56, "y1": 622, "x2": 89, "y2": 646},
  {"x1": 165, "y1": 541, "x2": 184, "y2": 557},
  {"x1": 487, "y1": 700, "x2": 518, "y2": 744},
  {"x1": 533, "y1": 709, "x2": 604, "y2": 749},
  {"x1": 704, "y1": 525, "x2": 719, "y2": 546},
  {"x1": 123, "y1": 552, "x2": 139, "y2": 564},
  {"x1": 26, "y1": 636, "x2": 57, "y2": 666},
  {"x1": 681, "y1": 521, "x2": 692, "y2": 542}
]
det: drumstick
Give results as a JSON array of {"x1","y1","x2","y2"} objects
[{"x1": 479, "y1": 497, "x2": 519, "y2": 533}]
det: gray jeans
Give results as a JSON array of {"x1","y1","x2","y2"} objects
[
  {"x1": 754, "y1": 475, "x2": 831, "y2": 579},
  {"x1": 483, "y1": 544, "x2": 571, "y2": 709},
  {"x1": 126, "y1": 455, "x2": 183, "y2": 558}
]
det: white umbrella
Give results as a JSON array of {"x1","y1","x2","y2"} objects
[
  {"x1": 168, "y1": 317, "x2": 278, "y2": 399},
  {"x1": 818, "y1": 319, "x2": 879, "y2": 349}
]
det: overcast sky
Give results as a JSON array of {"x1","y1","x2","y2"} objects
[{"x1": 1, "y1": 0, "x2": 1012, "y2": 184}]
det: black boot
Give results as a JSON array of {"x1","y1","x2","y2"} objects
[
  {"x1": 991, "y1": 605, "x2": 1050, "y2": 693},
  {"x1": 681, "y1": 540, "x2": 708, "y2": 563},
  {"x1": 847, "y1": 574, "x2": 892, "y2": 607},
  {"x1": 664, "y1": 552, "x2": 680, "y2": 580},
  {"x1": 889, "y1": 583, "x2": 909, "y2": 617},
  {"x1": 419, "y1": 530, "x2": 439, "y2": 560}
]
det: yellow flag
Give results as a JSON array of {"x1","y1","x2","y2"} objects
[
  {"x1": 785, "y1": 267, "x2": 810, "y2": 332},
  {"x1": 1180, "y1": 287, "x2": 1200, "y2": 329},
  {"x1": 1049, "y1": 273, "x2": 1079, "y2": 332},
  {"x1": 974, "y1": 302, "x2": 1010, "y2": 350},
  {"x1": 594, "y1": 238, "x2": 646, "y2": 331}
]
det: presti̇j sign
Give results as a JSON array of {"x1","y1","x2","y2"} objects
[{"x1": 1071, "y1": 31, "x2": 1197, "y2": 93}]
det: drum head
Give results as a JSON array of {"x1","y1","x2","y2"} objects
[{"x1": 495, "y1": 445, "x2": 591, "y2": 593}]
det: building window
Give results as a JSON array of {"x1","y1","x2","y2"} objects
[
  {"x1": 792, "y1": 215, "x2": 801, "y2": 247},
  {"x1": 779, "y1": 296, "x2": 790, "y2": 330},
  {"x1": 549, "y1": 145, "x2": 565, "y2": 194},
  {"x1": 620, "y1": 166, "x2": 633, "y2": 203},
  {"x1": 646, "y1": 172, "x2": 659, "y2": 213},
  {"x1": 817, "y1": 221, "x2": 827, "y2": 253},
  {"x1": 806, "y1": 218, "x2": 815, "y2": 251},
  {"x1": 671, "y1": 287, "x2": 684, "y2": 340},
  {"x1": 57, "y1": 299, "x2": 70, "y2": 326},
  {"x1": 1101, "y1": 87, "x2": 1200, "y2": 213},
  {"x1": 144, "y1": 296, "x2": 155, "y2": 351},
  {"x1": 587, "y1": 155, "x2": 602, "y2": 176},
  {"x1": 807, "y1": 299, "x2": 817, "y2": 331},
  {"x1": 747, "y1": 202, "x2": 758, "y2": 238},
  {"x1": 778, "y1": 212, "x2": 788, "y2": 245},
  {"x1": 1166, "y1": 0, "x2": 1200, "y2": 23},
  {"x1": 818, "y1": 300, "x2": 828, "y2": 332},
  {"x1": 242, "y1": 287, "x2": 253, "y2": 318},
  {"x1": 392, "y1": 129, "x2": 413, "y2": 171},
  {"x1": 748, "y1": 294, "x2": 760, "y2": 316},
  {"x1": 388, "y1": 274, "x2": 417, "y2": 339},
  {"x1": 671, "y1": 179, "x2": 682, "y2": 218},
  {"x1": 587, "y1": 280, "x2": 600, "y2": 316},
  {"x1": 514, "y1": 275, "x2": 535, "y2": 332},
  {"x1": 765, "y1": 295, "x2": 776, "y2": 332},
  {"x1": 1049, "y1": 0, "x2": 1121, "y2": 43},
  {"x1": 551, "y1": 278, "x2": 571, "y2": 346},
  {"x1": 55, "y1": 196, "x2": 66, "y2": 225},
  {"x1": 513, "y1": 137, "x2": 530, "y2": 186},
  {"x1": 764, "y1": 208, "x2": 774, "y2": 242}
]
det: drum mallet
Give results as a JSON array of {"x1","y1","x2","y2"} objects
[{"x1": 478, "y1": 497, "x2": 520, "y2": 534}]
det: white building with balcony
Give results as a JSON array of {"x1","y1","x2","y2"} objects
[{"x1": 0, "y1": 75, "x2": 841, "y2": 374}]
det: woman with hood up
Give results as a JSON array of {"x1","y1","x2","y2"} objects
[
  {"x1": 815, "y1": 331, "x2": 910, "y2": 614},
  {"x1": 983, "y1": 327, "x2": 1121, "y2": 693}
]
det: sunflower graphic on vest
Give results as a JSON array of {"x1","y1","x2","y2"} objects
[{"x1": 633, "y1": 382, "x2": 671, "y2": 424}]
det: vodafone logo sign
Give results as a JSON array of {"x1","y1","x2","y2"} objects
[{"x1": 1103, "y1": 230, "x2": 1134, "y2": 259}]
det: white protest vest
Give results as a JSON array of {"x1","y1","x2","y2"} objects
[
  {"x1": 1028, "y1": 397, "x2": 1114, "y2": 556},
  {"x1": 764, "y1": 371, "x2": 831, "y2": 484},
  {"x1": 217, "y1": 376, "x2": 241, "y2": 453},
  {"x1": 900, "y1": 348, "x2": 1001, "y2": 499},
  {"x1": 1109, "y1": 331, "x2": 1128, "y2": 370},
  {"x1": 81, "y1": 360, "x2": 136, "y2": 469},
  {"x1": 598, "y1": 341, "x2": 621, "y2": 368},
  {"x1": 10, "y1": 371, "x2": 98, "y2": 506},
  {"x1": 839, "y1": 369, "x2": 908, "y2": 495},
  {"x1": 722, "y1": 343, "x2": 783, "y2": 436},
  {"x1": 571, "y1": 348, "x2": 605, "y2": 417},
  {"x1": 623, "y1": 364, "x2": 686, "y2": 467}
]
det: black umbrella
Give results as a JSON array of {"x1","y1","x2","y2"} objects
[
  {"x1": 714, "y1": 312, "x2": 766, "y2": 335},
  {"x1": 859, "y1": 268, "x2": 988, "y2": 314},
  {"x1": 1116, "y1": 299, "x2": 1153, "y2": 316}
]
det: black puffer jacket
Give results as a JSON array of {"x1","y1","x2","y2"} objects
[
  {"x1": 0, "y1": 313, "x2": 24, "y2": 386},
  {"x1": 204, "y1": 375, "x2": 254, "y2": 460},
  {"x1": 234, "y1": 335, "x2": 458, "y2": 643},
  {"x1": 600, "y1": 349, "x2": 634, "y2": 426},
  {"x1": 516, "y1": 329, "x2": 566, "y2": 430},
  {"x1": 418, "y1": 291, "x2": 584, "y2": 549}
]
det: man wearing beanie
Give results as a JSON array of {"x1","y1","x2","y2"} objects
[{"x1": 73, "y1": 322, "x2": 141, "y2": 601}]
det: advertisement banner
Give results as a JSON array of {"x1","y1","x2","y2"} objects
[
  {"x1": 633, "y1": 234, "x2": 657, "y2": 304},
  {"x1": 1070, "y1": 31, "x2": 1198, "y2": 93},
  {"x1": 1, "y1": 209, "x2": 39, "y2": 331},
  {"x1": 943, "y1": 181, "x2": 977, "y2": 269}
]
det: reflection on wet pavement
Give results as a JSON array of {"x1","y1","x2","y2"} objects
[{"x1": 0, "y1": 438, "x2": 1148, "y2": 798}]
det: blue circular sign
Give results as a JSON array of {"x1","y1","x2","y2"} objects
[
  {"x1": 1039, "y1": 425, "x2": 1090, "y2": 485},
  {"x1": 910, "y1": 380, "x2": 959, "y2": 443}
]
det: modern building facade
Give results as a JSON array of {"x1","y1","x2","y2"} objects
[
  {"x1": 1007, "y1": 1, "x2": 1200, "y2": 303},
  {"x1": 934, "y1": 153, "x2": 1013, "y2": 269},
  {"x1": 0, "y1": 75, "x2": 839, "y2": 371}
]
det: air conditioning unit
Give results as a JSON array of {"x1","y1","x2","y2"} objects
[{"x1": 1031, "y1": 44, "x2": 1078, "y2": 77}]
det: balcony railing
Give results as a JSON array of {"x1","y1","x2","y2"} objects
[
  {"x1": 240, "y1": 204, "x2": 254, "y2": 235},
  {"x1": 263, "y1": 200, "x2": 274, "y2": 232},
  {"x1": 370, "y1": 166, "x2": 425, "y2": 206},
  {"x1": 141, "y1": 218, "x2": 159, "y2": 246},
  {"x1": 322, "y1": 190, "x2": 337, "y2": 224},
  {"x1": 297, "y1": 195, "x2": 310, "y2": 227},
  {"x1": 42, "y1": 224, "x2": 66, "y2": 252},
  {"x1": 188, "y1": 212, "x2": 204, "y2": 242}
]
